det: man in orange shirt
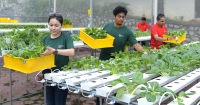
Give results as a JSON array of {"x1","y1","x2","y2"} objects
[
  {"x1": 150, "y1": 14, "x2": 174, "y2": 49},
  {"x1": 136, "y1": 17, "x2": 149, "y2": 32},
  {"x1": 136, "y1": 17, "x2": 149, "y2": 46}
]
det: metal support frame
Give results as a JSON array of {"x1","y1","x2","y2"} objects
[
  {"x1": 89, "y1": 0, "x2": 96, "y2": 57},
  {"x1": 151, "y1": 0, "x2": 154, "y2": 26},
  {"x1": 44, "y1": 84, "x2": 47, "y2": 105},
  {"x1": 10, "y1": 69, "x2": 12, "y2": 105},
  {"x1": 154, "y1": 0, "x2": 158, "y2": 24},
  {"x1": 53, "y1": 0, "x2": 56, "y2": 13}
]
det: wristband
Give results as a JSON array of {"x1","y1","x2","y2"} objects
[
  {"x1": 167, "y1": 38, "x2": 168, "y2": 40},
  {"x1": 53, "y1": 49, "x2": 58, "y2": 54},
  {"x1": 144, "y1": 52, "x2": 148, "y2": 54}
]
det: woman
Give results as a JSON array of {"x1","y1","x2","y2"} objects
[
  {"x1": 150, "y1": 14, "x2": 174, "y2": 49},
  {"x1": 41, "y1": 13, "x2": 74, "y2": 105}
]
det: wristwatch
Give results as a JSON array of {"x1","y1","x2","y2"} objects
[{"x1": 53, "y1": 49, "x2": 58, "y2": 54}]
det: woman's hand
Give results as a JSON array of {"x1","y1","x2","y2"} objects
[{"x1": 41, "y1": 47, "x2": 55, "y2": 56}]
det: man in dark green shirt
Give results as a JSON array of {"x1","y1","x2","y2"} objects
[
  {"x1": 99, "y1": 6, "x2": 144, "y2": 61},
  {"x1": 97, "y1": 6, "x2": 145, "y2": 105}
]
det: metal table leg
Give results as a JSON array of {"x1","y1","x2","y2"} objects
[
  {"x1": 78, "y1": 48, "x2": 80, "y2": 56},
  {"x1": 0, "y1": 56, "x2": 2, "y2": 75},
  {"x1": 94, "y1": 49, "x2": 97, "y2": 57},
  {"x1": 91, "y1": 49, "x2": 94, "y2": 56},
  {"x1": 99, "y1": 97, "x2": 103, "y2": 105},
  {"x1": 26, "y1": 74, "x2": 28, "y2": 81},
  {"x1": 10, "y1": 69, "x2": 12, "y2": 105},
  {"x1": 44, "y1": 84, "x2": 46, "y2": 105},
  {"x1": 78, "y1": 92, "x2": 80, "y2": 105}
]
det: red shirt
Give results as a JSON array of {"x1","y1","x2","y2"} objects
[
  {"x1": 150, "y1": 23, "x2": 167, "y2": 49},
  {"x1": 137, "y1": 22, "x2": 149, "y2": 32}
]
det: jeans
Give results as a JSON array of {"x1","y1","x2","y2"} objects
[{"x1": 45, "y1": 85, "x2": 68, "y2": 105}]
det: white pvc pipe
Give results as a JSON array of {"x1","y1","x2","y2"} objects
[
  {"x1": 0, "y1": 28, "x2": 84, "y2": 33},
  {"x1": 0, "y1": 23, "x2": 48, "y2": 25},
  {"x1": 90, "y1": 0, "x2": 93, "y2": 27},
  {"x1": 154, "y1": 0, "x2": 158, "y2": 24},
  {"x1": 151, "y1": 0, "x2": 154, "y2": 26},
  {"x1": 54, "y1": 0, "x2": 56, "y2": 13}
]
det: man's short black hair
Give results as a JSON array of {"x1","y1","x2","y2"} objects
[
  {"x1": 157, "y1": 14, "x2": 165, "y2": 21},
  {"x1": 141, "y1": 17, "x2": 146, "y2": 21},
  {"x1": 113, "y1": 6, "x2": 128, "y2": 16}
]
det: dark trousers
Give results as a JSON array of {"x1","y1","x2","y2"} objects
[
  {"x1": 46, "y1": 85, "x2": 68, "y2": 105},
  {"x1": 138, "y1": 41, "x2": 146, "y2": 46},
  {"x1": 96, "y1": 97, "x2": 122, "y2": 105}
]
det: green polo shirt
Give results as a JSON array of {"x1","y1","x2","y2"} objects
[
  {"x1": 99, "y1": 22, "x2": 137, "y2": 60},
  {"x1": 41, "y1": 32, "x2": 74, "y2": 74}
]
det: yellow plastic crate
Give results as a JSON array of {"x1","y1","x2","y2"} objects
[
  {"x1": 0, "y1": 18, "x2": 10, "y2": 22},
  {"x1": 88, "y1": 9, "x2": 91, "y2": 15},
  {"x1": 124, "y1": 45, "x2": 129, "y2": 51},
  {"x1": 62, "y1": 24, "x2": 73, "y2": 28},
  {"x1": 9, "y1": 19, "x2": 18, "y2": 23},
  {"x1": 79, "y1": 29, "x2": 114, "y2": 49},
  {"x1": 3, "y1": 54, "x2": 55, "y2": 74},
  {"x1": 163, "y1": 33, "x2": 186, "y2": 44}
]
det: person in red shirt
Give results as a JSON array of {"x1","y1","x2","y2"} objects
[
  {"x1": 136, "y1": 17, "x2": 150, "y2": 46},
  {"x1": 150, "y1": 14, "x2": 174, "y2": 49},
  {"x1": 136, "y1": 17, "x2": 149, "y2": 32}
]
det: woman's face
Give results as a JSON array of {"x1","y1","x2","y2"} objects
[{"x1": 48, "y1": 18, "x2": 62, "y2": 35}]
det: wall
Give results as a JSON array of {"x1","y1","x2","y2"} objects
[
  {"x1": 65, "y1": 12, "x2": 200, "y2": 44},
  {"x1": 97, "y1": 0, "x2": 196, "y2": 21},
  {"x1": 164, "y1": 0, "x2": 195, "y2": 21},
  {"x1": 17, "y1": 0, "x2": 24, "y2": 3},
  {"x1": 0, "y1": 1, "x2": 199, "y2": 44},
  {"x1": 94, "y1": 0, "x2": 152, "y2": 18},
  {"x1": 128, "y1": 0, "x2": 152, "y2": 18},
  {"x1": 166, "y1": 21, "x2": 200, "y2": 43}
]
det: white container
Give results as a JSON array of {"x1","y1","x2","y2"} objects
[
  {"x1": 137, "y1": 96, "x2": 161, "y2": 105},
  {"x1": 81, "y1": 75, "x2": 119, "y2": 91},
  {"x1": 1, "y1": 50, "x2": 10, "y2": 55},
  {"x1": 6, "y1": 38, "x2": 11, "y2": 44},
  {"x1": 149, "y1": 75, "x2": 177, "y2": 86},
  {"x1": 117, "y1": 93, "x2": 136, "y2": 103},
  {"x1": 96, "y1": 83, "x2": 124, "y2": 97},
  {"x1": 65, "y1": 70, "x2": 110, "y2": 86},
  {"x1": 168, "y1": 101, "x2": 178, "y2": 105},
  {"x1": 134, "y1": 89, "x2": 146, "y2": 95},
  {"x1": 52, "y1": 69, "x2": 99, "y2": 83}
]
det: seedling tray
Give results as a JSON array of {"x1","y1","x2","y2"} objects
[
  {"x1": 3, "y1": 54, "x2": 55, "y2": 74},
  {"x1": 79, "y1": 29, "x2": 114, "y2": 49}
]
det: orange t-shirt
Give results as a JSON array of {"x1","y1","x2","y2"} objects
[
  {"x1": 150, "y1": 23, "x2": 167, "y2": 49},
  {"x1": 137, "y1": 22, "x2": 149, "y2": 32}
]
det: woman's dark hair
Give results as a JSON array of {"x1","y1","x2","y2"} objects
[
  {"x1": 141, "y1": 17, "x2": 146, "y2": 21},
  {"x1": 156, "y1": 14, "x2": 165, "y2": 21},
  {"x1": 113, "y1": 6, "x2": 128, "y2": 16},
  {"x1": 48, "y1": 13, "x2": 63, "y2": 25}
]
